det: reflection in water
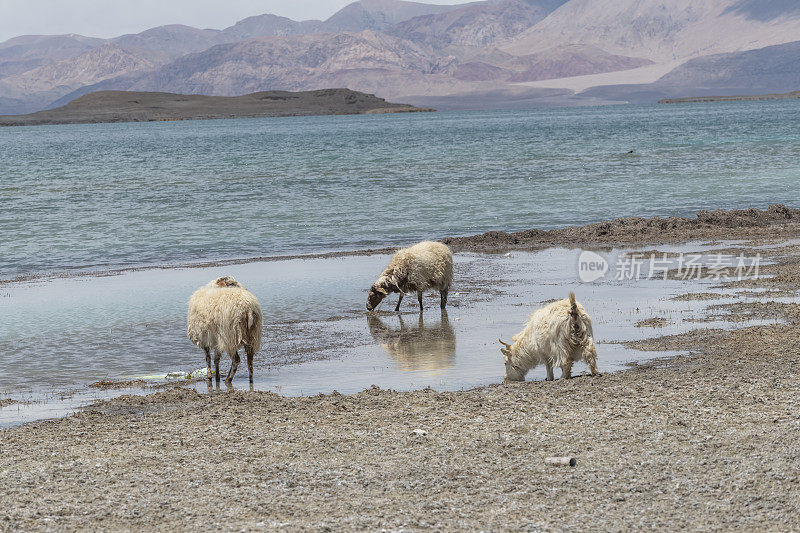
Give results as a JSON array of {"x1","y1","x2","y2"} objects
[{"x1": 367, "y1": 311, "x2": 456, "y2": 373}]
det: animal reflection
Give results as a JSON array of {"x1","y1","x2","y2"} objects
[{"x1": 367, "y1": 311, "x2": 456, "y2": 372}]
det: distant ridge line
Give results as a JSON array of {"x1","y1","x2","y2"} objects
[
  {"x1": 659, "y1": 90, "x2": 800, "y2": 104},
  {"x1": 0, "y1": 89, "x2": 435, "y2": 127}
]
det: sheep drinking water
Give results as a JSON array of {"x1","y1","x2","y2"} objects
[
  {"x1": 366, "y1": 241, "x2": 453, "y2": 313},
  {"x1": 499, "y1": 293, "x2": 599, "y2": 381},
  {"x1": 187, "y1": 276, "x2": 263, "y2": 384}
]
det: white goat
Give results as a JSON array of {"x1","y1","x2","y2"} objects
[
  {"x1": 366, "y1": 241, "x2": 453, "y2": 313},
  {"x1": 499, "y1": 293, "x2": 599, "y2": 381},
  {"x1": 187, "y1": 276, "x2": 263, "y2": 384}
]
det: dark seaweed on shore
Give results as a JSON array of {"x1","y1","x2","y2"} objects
[{"x1": 444, "y1": 204, "x2": 799, "y2": 251}]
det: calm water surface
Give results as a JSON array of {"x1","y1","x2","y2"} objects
[{"x1": 2, "y1": 101, "x2": 799, "y2": 279}]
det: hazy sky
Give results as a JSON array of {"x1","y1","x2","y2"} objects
[{"x1": 0, "y1": 0, "x2": 466, "y2": 43}]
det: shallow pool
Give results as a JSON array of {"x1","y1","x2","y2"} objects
[{"x1": 0, "y1": 245, "x2": 785, "y2": 426}]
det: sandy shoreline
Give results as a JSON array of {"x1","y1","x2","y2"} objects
[{"x1": 2, "y1": 208, "x2": 800, "y2": 530}]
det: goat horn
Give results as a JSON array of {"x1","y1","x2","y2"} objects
[{"x1": 498, "y1": 338, "x2": 512, "y2": 350}]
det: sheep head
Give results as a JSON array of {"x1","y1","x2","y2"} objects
[
  {"x1": 366, "y1": 284, "x2": 389, "y2": 311},
  {"x1": 499, "y1": 339, "x2": 524, "y2": 381},
  {"x1": 215, "y1": 276, "x2": 240, "y2": 288},
  {"x1": 582, "y1": 337, "x2": 601, "y2": 376}
]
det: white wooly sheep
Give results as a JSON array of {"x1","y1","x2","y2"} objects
[
  {"x1": 366, "y1": 241, "x2": 453, "y2": 313},
  {"x1": 499, "y1": 293, "x2": 600, "y2": 381},
  {"x1": 187, "y1": 276, "x2": 263, "y2": 384}
]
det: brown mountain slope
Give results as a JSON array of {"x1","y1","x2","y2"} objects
[
  {"x1": 386, "y1": 0, "x2": 550, "y2": 50},
  {"x1": 0, "y1": 43, "x2": 156, "y2": 114},
  {"x1": 505, "y1": 45, "x2": 653, "y2": 81},
  {"x1": 0, "y1": 0, "x2": 473, "y2": 112},
  {"x1": 0, "y1": 44, "x2": 155, "y2": 98},
  {"x1": 0, "y1": 34, "x2": 105, "y2": 78},
  {"x1": 7, "y1": 0, "x2": 800, "y2": 113},
  {"x1": 503, "y1": 0, "x2": 800, "y2": 62},
  {"x1": 111, "y1": 25, "x2": 228, "y2": 60},
  {"x1": 91, "y1": 31, "x2": 456, "y2": 97},
  {"x1": 222, "y1": 15, "x2": 323, "y2": 40},
  {"x1": 450, "y1": 44, "x2": 652, "y2": 82},
  {"x1": 320, "y1": 0, "x2": 470, "y2": 32}
]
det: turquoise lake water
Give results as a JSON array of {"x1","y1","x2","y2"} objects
[{"x1": 2, "y1": 101, "x2": 799, "y2": 279}]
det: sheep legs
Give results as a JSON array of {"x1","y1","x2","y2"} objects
[
  {"x1": 395, "y1": 291, "x2": 428, "y2": 312},
  {"x1": 545, "y1": 363, "x2": 555, "y2": 381},
  {"x1": 440, "y1": 288, "x2": 449, "y2": 309},
  {"x1": 562, "y1": 361, "x2": 574, "y2": 379},
  {"x1": 226, "y1": 351, "x2": 240, "y2": 384},
  {"x1": 214, "y1": 351, "x2": 221, "y2": 383},
  {"x1": 246, "y1": 347, "x2": 255, "y2": 384},
  {"x1": 204, "y1": 347, "x2": 212, "y2": 381}
]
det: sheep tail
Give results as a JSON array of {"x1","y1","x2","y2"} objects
[
  {"x1": 237, "y1": 310, "x2": 257, "y2": 342},
  {"x1": 239, "y1": 310, "x2": 261, "y2": 351},
  {"x1": 569, "y1": 292, "x2": 579, "y2": 320}
]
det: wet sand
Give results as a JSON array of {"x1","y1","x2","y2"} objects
[{"x1": 2, "y1": 210, "x2": 800, "y2": 530}]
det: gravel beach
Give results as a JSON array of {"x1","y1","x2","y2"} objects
[{"x1": 2, "y1": 209, "x2": 800, "y2": 531}]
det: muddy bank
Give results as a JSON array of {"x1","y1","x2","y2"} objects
[
  {"x1": 444, "y1": 204, "x2": 800, "y2": 252},
  {"x1": 1, "y1": 242, "x2": 800, "y2": 530},
  {"x1": 634, "y1": 317, "x2": 670, "y2": 328},
  {"x1": 670, "y1": 292, "x2": 725, "y2": 301}
]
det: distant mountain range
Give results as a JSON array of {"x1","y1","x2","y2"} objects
[{"x1": 3, "y1": 0, "x2": 800, "y2": 114}]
